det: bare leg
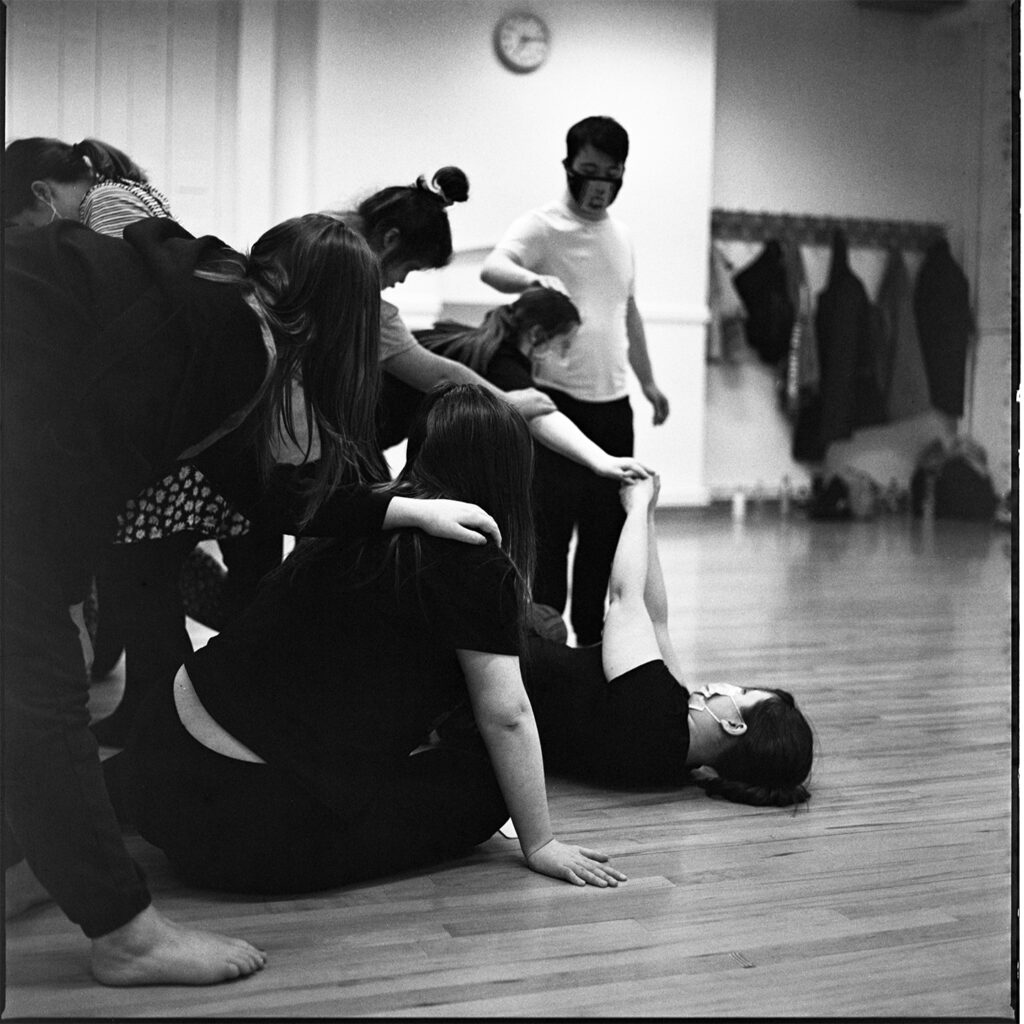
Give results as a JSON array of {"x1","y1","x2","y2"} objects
[{"x1": 90, "y1": 905, "x2": 267, "y2": 986}]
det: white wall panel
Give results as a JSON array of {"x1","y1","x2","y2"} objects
[{"x1": 6, "y1": 0, "x2": 241, "y2": 243}]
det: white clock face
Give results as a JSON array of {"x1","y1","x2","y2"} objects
[{"x1": 496, "y1": 14, "x2": 549, "y2": 72}]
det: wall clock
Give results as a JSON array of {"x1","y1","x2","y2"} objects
[{"x1": 494, "y1": 12, "x2": 550, "y2": 73}]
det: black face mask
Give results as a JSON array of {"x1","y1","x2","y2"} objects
[{"x1": 563, "y1": 160, "x2": 624, "y2": 207}]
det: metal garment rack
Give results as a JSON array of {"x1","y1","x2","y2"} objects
[{"x1": 710, "y1": 208, "x2": 946, "y2": 249}]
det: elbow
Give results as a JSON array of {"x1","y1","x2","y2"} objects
[{"x1": 481, "y1": 696, "x2": 533, "y2": 734}]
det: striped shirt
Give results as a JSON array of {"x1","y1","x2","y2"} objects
[{"x1": 80, "y1": 178, "x2": 173, "y2": 238}]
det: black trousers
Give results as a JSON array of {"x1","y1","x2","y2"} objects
[
  {"x1": 532, "y1": 392, "x2": 634, "y2": 646},
  {"x1": 96, "y1": 524, "x2": 283, "y2": 721},
  {"x1": 2, "y1": 534, "x2": 151, "y2": 938},
  {"x1": 108, "y1": 681, "x2": 509, "y2": 895}
]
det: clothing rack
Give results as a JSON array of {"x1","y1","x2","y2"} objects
[{"x1": 710, "y1": 208, "x2": 946, "y2": 250}]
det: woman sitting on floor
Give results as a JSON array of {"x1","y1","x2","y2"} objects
[
  {"x1": 441, "y1": 473, "x2": 814, "y2": 808},
  {"x1": 106, "y1": 384, "x2": 627, "y2": 894}
]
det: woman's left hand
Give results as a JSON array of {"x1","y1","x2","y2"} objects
[
  {"x1": 594, "y1": 456, "x2": 653, "y2": 481},
  {"x1": 525, "y1": 839, "x2": 628, "y2": 888},
  {"x1": 386, "y1": 497, "x2": 501, "y2": 546}
]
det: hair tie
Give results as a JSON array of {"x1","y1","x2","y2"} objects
[{"x1": 414, "y1": 174, "x2": 451, "y2": 207}]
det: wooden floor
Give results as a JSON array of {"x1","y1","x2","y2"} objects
[{"x1": 2, "y1": 508, "x2": 1016, "y2": 1018}]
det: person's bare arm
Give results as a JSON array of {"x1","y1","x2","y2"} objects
[
  {"x1": 480, "y1": 249, "x2": 568, "y2": 296},
  {"x1": 626, "y1": 297, "x2": 669, "y2": 425},
  {"x1": 641, "y1": 480, "x2": 686, "y2": 682},
  {"x1": 528, "y1": 410, "x2": 652, "y2": 481},
  {"x1": 384, "y1": 344, "x2": 555, "y2": 420},
  {"x1": 458, "y1": 649, "x2": 627, "y2": 888}
]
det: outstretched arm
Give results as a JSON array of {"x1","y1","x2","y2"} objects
[
  {"x1": 601, "y1": 474, "x2": 683, "y2": 683},
  {"x1": 528, "y1": 410, "x2": 652, "y2": 481},
  {"x1": 384, "y1": 344, "x2": 555, "y2": 421},
  {"x1": 458, "y1": 649, "x2": 627, "y2": 888},
  {"x1": 642, "y1": 484, "x2": 686, "y2": 682}
]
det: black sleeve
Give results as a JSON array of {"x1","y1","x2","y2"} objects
[
  {"x1": 192, "y1": 429, "x2": 390, "y2": 538},
  {"x1": 524, "y1": 636, "x2": 690, "y2": 786},
  {"x1": 414, "y1": 540, "x2": 521, "y2": 655},
  {"x1": 483, "y1": 348, "x2": 534, "y2": 394},
  {"x1": 593, "y1": 666, "x2": 690, "y2": 784}
]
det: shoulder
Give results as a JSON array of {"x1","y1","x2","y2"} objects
[
  {"x1": 498, "y1": 204, "x2": 555, "y2": 243},
  {"x1": 420, "y1": 534, "x2": 514, "y2": 579},
  {"x1": 81, "y1": 179, "x2": 174, "y2": 234},
  {"x1": 486, "y1": 343, "x2": 533, "y2": 390},
  {"x1": 380, "y1": 300, "x2": 412, "y2": 337}
]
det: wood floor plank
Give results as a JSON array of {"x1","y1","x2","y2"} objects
[{"x1": 3, "y1": 512, "x2": 1014, "y2": 1018}]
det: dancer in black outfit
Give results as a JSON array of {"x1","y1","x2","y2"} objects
[{"x1": 108, "y1": 385, "x2": 627, "y2": 893}]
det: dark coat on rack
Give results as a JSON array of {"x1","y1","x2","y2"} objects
[
  {"x1": 877, "y1": 247, "x2": 932, "y2": 422},
  {"x1": 732, "y1": 239, "x2": 794, "y2": 366},
  {"x1": 914, "y1": 237, "x2": 973, "y2": 418},
  {"x1": 803, "y1": 231, "x2": 887, "y2": 458}
]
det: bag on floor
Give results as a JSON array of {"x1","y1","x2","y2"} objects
[{"x1": 910, "y1": 437, "x2": 998, "y2": 521}]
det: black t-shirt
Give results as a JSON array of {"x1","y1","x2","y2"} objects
[
  {"x1": 187, "y1": 533, "x2": 520, "y2": 819},
  {"x1": 522, "y1": 635, "x2": 691, "y2": 787}
]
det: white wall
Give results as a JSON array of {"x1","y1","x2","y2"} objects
[
  {"x1": 5, "y1": 0, "x2": 717, "y2": 505},
  {"x1": 708, "y1": 0, "x2": 1014, "y2": 498},
  {"x1": 5, "y1": 0, "x2": 242, "y2": 243},
  {"x1": 309, "y1": 0, "x2": 717, "y2": 503},
  {"x1": 5, "y1": 0, "x2": 1013, "y2": 501}
]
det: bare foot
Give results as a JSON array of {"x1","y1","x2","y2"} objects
[
  {"x1": 91, "y1": 905, "x2": 267, "y2": 986},
  {"x1": 5, "y1": 859, "x2": 54, "y2": 919}
]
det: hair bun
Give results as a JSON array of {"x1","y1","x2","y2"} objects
[{"x1": 431, "y1": 166, "x2": 469, "y2": 206}]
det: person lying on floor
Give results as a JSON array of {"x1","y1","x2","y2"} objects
[
  {"x1": 105, "y1": 384, "x2": 626, "y2": 895},
  {"x1": 441, "y1": 474, "x2": 814, "y2": 808}
]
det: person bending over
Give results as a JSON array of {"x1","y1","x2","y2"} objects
[
  {"x1": 106, "y1": 385, "x2": 627, "y2": 895},
  {"x1": 332, "y1": 166, "x2": 555, "y2": 426},
  {"x1": 3, "y1": 214, "x2": 499, "y2": 987},
  {"x1": 379, "y1": 285, "x2": 651, "y2": 484}
]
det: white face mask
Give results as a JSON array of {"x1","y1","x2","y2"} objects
[{"x1": 688, "y1": 687, "x2": 748, "y2": 735}]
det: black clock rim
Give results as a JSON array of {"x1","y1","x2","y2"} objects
[{"x1": 493, "y1": 12, "x2": 549, "y2": 73}]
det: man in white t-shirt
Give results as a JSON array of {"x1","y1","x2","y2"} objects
[{"x1": 481, "y1": 116, "x2": 669, "y2": 646}]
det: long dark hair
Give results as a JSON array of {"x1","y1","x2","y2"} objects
[
  {"x1": 201, "y1": 213, "x2": 388, "y2": 526},
  {"x1": 3, "y1": 136, "x2": 148, "y2": 218},
  {"x1": 280, "y1": 383, "x2": 536, "y2": 640},
  {"x1": 393, "y1": 384, "x2": 535, "y2": 626},
  {"x1": 417, "y1": 287, "x2": 581, "y2": 375},
  {"x1": 699, "y1": 688, "x2": 813, "y2": 808},
  {"x1": 337, "y1": 165, "x2": 470, "y2": 271}
]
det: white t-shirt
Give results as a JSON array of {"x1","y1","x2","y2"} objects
[{"x1": 492, "y1": 196, "x2": 636, "y2": 402}]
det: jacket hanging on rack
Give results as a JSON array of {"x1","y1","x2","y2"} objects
[
  {"x1": 877, "y1": 247, "x2": 932, "y2": 422},
  {"x1": 914, "y1": 237, "x2": 973, "y2": 418},
  {"x1": 706, "y1": 243, "x2": 747, "y2": 364},
  {"x1": 801, "y1": 231, "x2": 886, "y2": 459},
  {"x1": 732, "y1": 239, "x2": 794, "y2": 366}
]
